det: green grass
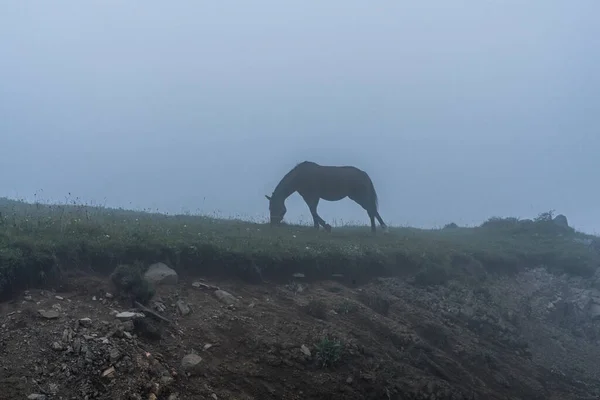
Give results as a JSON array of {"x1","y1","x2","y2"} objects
[
  {"x1": 0, "y1": 196, "x2": 599, "y2": 299},
  {"x1": 315, "y1": 336, "x2": 344, "y2": 369}
]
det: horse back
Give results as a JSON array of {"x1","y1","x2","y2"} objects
[{"x1": 297, "y1": 163, "x2": 372, "y2": 198}]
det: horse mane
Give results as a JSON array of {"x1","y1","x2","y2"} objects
[{"x1": 272, "y1": 161, "x2": 315, "y2": 198}]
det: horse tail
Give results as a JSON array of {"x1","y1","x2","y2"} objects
[{"x1": 367, "y1": 174, "x2": 378, "y2": 210}]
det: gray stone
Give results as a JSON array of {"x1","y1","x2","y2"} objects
[
  {"x1": 144, "y1": 262, "x2": 178, "y2": 285},
  {"x1": 122, "y1": 320, "x2": 135, "y2": 331},
  {"x1": 115, "y1": 311, "x2": 144, "y2": 321},
  {"x1": 300, "y1": 344, "x2": 311, "y2": 357},
  {"x1": 38, "y1": 309, "x2": 60, "y2": 319},
  {"x1": 214, "y1": 290, "x2": 238, "y2": 306},
  {"x1": 553, "y1": 214, "x2": 569, "y2": 228},
  {"x1": 27, "y1": 395, "x2": 47, "y2": 400},
  {"x1": 79, "y1": 317, "x2": 92, "y2": 327},
  {"x1": 102, "y1": 366, "x2": 116, "y2": 379},
  {"x1": 589, "y1": 303, "x2": 600, "y2": 320},
  {"x1": 73, "y1": 337, "x2": 82, "y2": 354},
  {"x1": 51, "y1": 341, "x2": 63, "y2": 351},
  {"x1": 109, "y1": 347, "x2": 121, "y2": 363},
  {"x1": 181, "y1": 353, "x2": 203, "y2": 375},
  {"x1": 176, "y1": 300, "x2": 191, "y2": 316}
]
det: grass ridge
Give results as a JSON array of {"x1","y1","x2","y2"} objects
[{"x1": 1, "y1": 197, "x2": 599, "y2": 299}]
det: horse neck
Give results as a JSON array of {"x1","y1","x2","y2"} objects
[{"x1": 272, "y1": 170, "x2": 298, "y2": 201}]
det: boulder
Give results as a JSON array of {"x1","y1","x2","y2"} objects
[
  {"x1": 144, "y1": 263, "x2": 178, "y2": 286},
  {"x1": 553, "y1": 214, "x2": 569, "y2": 229},
  {"x1": 38, "y1": 309, "x2": 60, "y2": 319},
  {"x1": 176, "y1": 300, "x2": 191, "y2": 316},
  {"x1": 589, "y1": 303, "x2": 600, "y2": 320},
  {"x1": 181, "y1": 353, "x2": 203, "y2": 375},
  {"x1": 214, "y1": 290, "x2": 238, "y2": 306}
]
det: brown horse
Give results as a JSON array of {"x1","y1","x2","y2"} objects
[{"x1": 265, "y1": 161, "x2": 388, "y2": 233}]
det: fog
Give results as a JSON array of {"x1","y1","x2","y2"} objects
[{"x1": 1, "y1": 1, "x2": 599, "y2": 231}]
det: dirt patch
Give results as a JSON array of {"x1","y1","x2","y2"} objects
[{"x1": 1, "y1": 271, "x2": 600, "y2": 400}]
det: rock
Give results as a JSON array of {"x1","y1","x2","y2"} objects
[
  {"x1": 24, "y1": 295, "x2": 33, "y2": 302},
  {"x1": 55, "y1": 295, "x2": 64, "y2": 300},
  {"x1": 105, "y1": 292, "x2": 114, "y2": 299},
  {"x1": 73, "y1": 337, "x2": 82, "y2": 353},
  {"x1": 192, "y1": 281, "x2": 220, "y2": 290},
  {"x1": 589, "y1": 303, "x2": 600, "y2": 320},
  {"x1": 203, "y1": 343, "x2": 213, "y2": 351},
  {"x1": 160, "y1": 375, "x2": 175, "y2": 387},
  {"x1": 79, "y1": 317, "x2": 92, "y2": 327},
  {"x1": 168, "y1": 394, "x2": 180, "y2": 400},
  {"x1": 102, "y1": 366, "x2": 116, "y2": 379},
  {"x1": 61, "y1": 328, "x2": 73, "y2": 343},
  {"x1": 122, "y1": 320, "x2": 135, "y2": 332},
  {"x1": 109, "y1": 348, "x2": 121, "y2": 363},
  {"x1": 115, "y1": 311, "x2": 145, "y2": 321},
  {"x1": 153, "y1": 301, "x2": 167, "y2": 313},
  {"x1": 176, "y1": 300, "x2": 191, "y2": 316},
  {"x1": 38, "y1": 309, "x2": 60, "y2": 319},
  {"x1": 48, "y1": 383, "x2": 59, "y2": 395},
  {"x1": 27, "y1": 395, "x2": 47, "y2": 400},
  {"x1": 149, "y1": 382, "x2": 160, "y2": 394},
  {"x1": 144, "y1": 262, "x2": 178, "y2": 285},
  {"x1": 51, "y1": 341, "x2": 63, "y2": 351},
  {"x1": 300, "y1": 344, "x2": 311, "y2": 357},
  {"x1": 181, "y1": 353, "x2": 203, "y2": 375},
  {"x1": 553, "y1": 214, "x2": 569, "y2": 228},
  {"x1": 214, "y1": 290, "x2": 238, "y2": 306}
]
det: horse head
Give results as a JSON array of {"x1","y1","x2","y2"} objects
[{"x1": 265, "y1": 194, "x2": 286, "y2": 225}]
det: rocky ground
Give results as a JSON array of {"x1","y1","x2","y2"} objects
[{"x1": 1, "y1": 263, "x2": 600, "y2": 400}]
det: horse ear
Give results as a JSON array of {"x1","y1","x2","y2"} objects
[{"x1": 265, "y1": 195, "x2": 272, "y2": 201}]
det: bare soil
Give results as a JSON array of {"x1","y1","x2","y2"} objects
[{"x1": 1, "y1": 270, "x2": 600, "y2": 400}]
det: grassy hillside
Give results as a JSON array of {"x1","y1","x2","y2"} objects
[{"x1": 0, "y1": 197, "x2": 599, "y2": 299}]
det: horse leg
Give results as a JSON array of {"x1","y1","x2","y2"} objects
[
  {"x1": 301, "y1": 194, "x2": 331, "y2": 232},
  {"x1": 350, "y1": 194, "x2": 382, "y2": 234},
  {"x1": 374, "y1": 211, "x2": 388, "y2": 232},
  {"x1": 367, "y1": 210, "x2": 377, "y2": 233}
]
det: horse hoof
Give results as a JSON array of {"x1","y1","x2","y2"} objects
[{"x1": 324, "y1": 224, "x2": 332, "y2": 233}]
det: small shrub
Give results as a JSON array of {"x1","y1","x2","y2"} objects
[
  {"x1": 315, "y1": 336, "x2": 343, "y2": 368},
  {"x1": 285, "y1": 280, "x2": 306, "y2": 295},
  {"x1": 534, "y1": 210, "x2": 555, "y2": 222},
  {"x1": 304, "y1": 298, "x2": 328, "y2": 320},
  {"x1": 335, "y1": 299, "x2": 359, "y2": 315},
  {"x1": 109, "y1": 263, "x2": 155, "y2": 305}
]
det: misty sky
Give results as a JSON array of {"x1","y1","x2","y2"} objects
[{"x1": 1, "y1": 1, "x2": 599, "y2": 232}]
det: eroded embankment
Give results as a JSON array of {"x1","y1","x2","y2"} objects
[{"x1": 2, "y1": 262, "x2": 600, "y2": 400}]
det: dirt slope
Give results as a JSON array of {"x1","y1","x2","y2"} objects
[{"x1": 1, "y1": 269, "x2": 600, "y2": 400}]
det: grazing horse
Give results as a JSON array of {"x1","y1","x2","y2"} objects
[{"x1": 265, "y1": 161, "x2": 388, "y2": 233}]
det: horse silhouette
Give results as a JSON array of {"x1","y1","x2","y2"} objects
[{"x1": 266, "y1": 161, "x2": 387, "y2": 233}]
